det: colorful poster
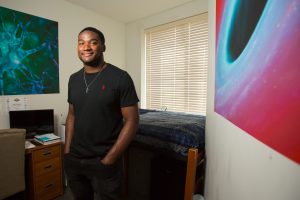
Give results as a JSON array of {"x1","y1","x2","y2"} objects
[
  {"x1": 215, "y1": 0, "x2": 300, "y2": 164},
  {"x1": 0, "y1": 6, "x2": 59, "y2": 95}
]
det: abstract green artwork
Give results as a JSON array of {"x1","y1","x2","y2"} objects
[{"x1": 0, "y1": 6, "x2": 59, "y2": 95}]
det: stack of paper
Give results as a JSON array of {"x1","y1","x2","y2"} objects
[{"x1": 25, "y1": 140, "x2": 36, "y2": 149}]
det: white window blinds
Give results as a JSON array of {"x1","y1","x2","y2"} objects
[{"x1": 145, "y1": 13, "x2": 208, "y2": 115}]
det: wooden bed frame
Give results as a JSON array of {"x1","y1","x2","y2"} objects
[
  {"x1": 184, "y1": 148, "x2": 205, "y2": 200},
  {"x1": 122, "y1": 146, "x2": 205, "y2": 200}
]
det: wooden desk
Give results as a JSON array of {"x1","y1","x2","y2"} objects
[{"x1": 25, "y1": 141, "x2": 63, "y2": 200}]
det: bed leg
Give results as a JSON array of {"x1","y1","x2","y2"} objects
[{"x1": 184, "y1": 148, "x2": 198, "y2": 200}]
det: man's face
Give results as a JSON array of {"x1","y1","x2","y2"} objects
[{"x1": 77, "y1": 30, "x2": 104, "y2": 66}]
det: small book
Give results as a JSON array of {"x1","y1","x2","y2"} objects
[
  {"x1": 33, "y1": 138, "x2": 60, "y2": 145},
  {"x1": 34, "y1": 133, "x2": 61, "y2": 144}
]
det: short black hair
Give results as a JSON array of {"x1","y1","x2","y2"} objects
[{"x1": 79, "y1": 27, "x2": 105, "y2": 45}]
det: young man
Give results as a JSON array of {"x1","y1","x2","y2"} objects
[{"x1": 64, "y1": 27, "x2": 139, "y2": 200}]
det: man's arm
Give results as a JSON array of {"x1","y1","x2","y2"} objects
[
  {"x1": 64, "y1": 103, "x2": 75, "y2": 154},
  {"x1": 101, "y1": 104, "x2": 139, "y2": 165}
]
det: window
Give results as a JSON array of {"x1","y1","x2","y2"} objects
[{"x1": 145, "y1": 13, "x2": 208, "y2": 115}]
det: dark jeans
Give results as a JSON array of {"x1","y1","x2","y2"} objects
[{"x1": 64, "y1": 154, "x2": 122, "y2": 200}]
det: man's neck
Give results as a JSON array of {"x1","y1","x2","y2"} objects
[{"x1": 84, "y1": 61, "x2": 106, "y2": 73}]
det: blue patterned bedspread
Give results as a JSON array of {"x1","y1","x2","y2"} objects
[{"x1": 134, "y1": 109, "x2": 206, "y2": 156}]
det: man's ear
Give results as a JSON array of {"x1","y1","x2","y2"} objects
[{"x1": 102, "y1": 45, "x2": 106, "y2": 52}]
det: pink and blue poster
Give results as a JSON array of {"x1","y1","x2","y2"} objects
[{"x1": 215, "y1": 0, "x2": 300, "y2": 164}]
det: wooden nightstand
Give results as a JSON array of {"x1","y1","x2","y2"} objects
[{"x1": 25, "y1": 141, "x2": 63, "y2": 200}]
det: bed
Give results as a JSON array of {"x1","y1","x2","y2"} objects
[{"x1": 125, "y1": 109, "x2": 206, "y2": 200}]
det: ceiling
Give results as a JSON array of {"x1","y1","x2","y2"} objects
[{"x1": 66, "y1": 0, "x2": 195, "y2": 23}]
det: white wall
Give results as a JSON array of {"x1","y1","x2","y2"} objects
[
  {"x1": 125, "y1": 0, "x2": 208, "y2": 104},
  {"x1": 205, "y1": 1, "x2": 300, "y2": 200},
  {"x1": 0, "y1": 0, "x2": 126, "y2": 133}
]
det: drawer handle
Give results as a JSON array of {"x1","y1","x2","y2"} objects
[
  {"x1": 43, "y1": 150, "x2": 52, "y2": 156},
  {"x1": 44, "y1": 165, "x2": 52, "y2": 169},
  {"x1": 45, "y1": 183, "x2": 54, "y2": 189}
]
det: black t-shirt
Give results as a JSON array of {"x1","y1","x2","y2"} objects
[{"x1": 68, "y1": 63, "x2": 139, "y2": 158}]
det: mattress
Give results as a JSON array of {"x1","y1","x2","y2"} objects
[{"x1": 134, "y1": 109, "x2": 206, "y2": 156}]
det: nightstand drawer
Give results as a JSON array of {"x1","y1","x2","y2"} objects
[
  {"x1": 33, "y1": 144, "x2": 60, "y2": 163},
  {"x1": 34, "y1": 157, "x2": 61, "y2": 177},
  {"x1": 35, "y1": 170, "x2": 63, "y2": 199}
]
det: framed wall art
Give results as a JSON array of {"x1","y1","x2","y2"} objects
[
  {"x1": 0, "y1": 6, "x2": 59, "y2": 95},
  {"x1": 215, "y1": 0, "x2": 300, "y2": 164}
]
